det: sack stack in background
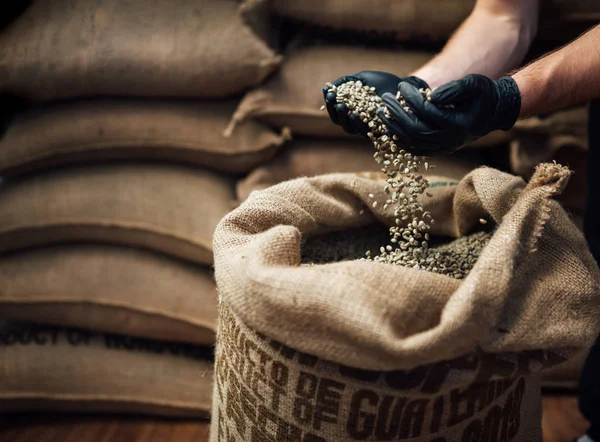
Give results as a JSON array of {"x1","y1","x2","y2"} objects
[
  {"x1": 0, "y1": 100, "x2": 287, "y2": 177},
  {"x1": 211, "y1": 165, "x2": 600, "y2": 441},
  {"x1": 0, "y1": 0, "x2": 281, "y2": 101},
  {"x1": 269, "y1": 0, "x2": 600, "y2": 45},
  {"x1": 0, "y1": 0, "x2": 284, "y2": 417},
  {"x1": 0, "y1": 322, "x2": 214, "y2": 417}
]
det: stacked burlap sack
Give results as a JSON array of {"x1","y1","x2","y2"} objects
[
  {"x1": 0, "y1": 0, "x2": 285, "y2": 417},
  {"x1": 212, "y1": 163, "x2": 600, "y2": 441},
  {"x1": 268, "y1": 0, "x2": 600, "y2": 44}
]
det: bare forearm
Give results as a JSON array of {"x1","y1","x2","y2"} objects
[
  {"x1": 513, "y1": 25, "x2": 600, "y2": 119},
  {"x1": 413, "y1": 0, "x2": 539, "y2": 88}
]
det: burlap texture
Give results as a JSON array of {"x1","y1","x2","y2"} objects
[
  {"x1": 0, "y1": 0, "x2": 281, "y2": 101},
  {"x1": 236, "y1": 138, "x2": 484, "y2": 202},
  {"x1": 0, "y1": 323, "x2": 213, "y2": 417},
  {"x1": 0, "y1": 163, "x2": 235, "y2": 265},
  {"x1": 271, "y1": 0, "x2": 476, "y2": 42},
  {"x1": 210, "y1": 302, "x2": 544, "y2": 441},
  {"x1": 229, "y1": 44, "x2": 511, "y2": 148},
  {"x1": 0, "y1": 244, "x2": 217, "y2": 345},
  {"x1": 237, "y1": 139, "x2": 381, "y2": 202},
  {"x1": 271, "y1": 0, "x2": 599, "y2": 44},
  {"x1": 213, "y1": 164, "x2": 600, "y2": 372},
  {"x1": 0, "y1": 100, "x2": 287, "y2": 177},
  {"x1": 510, "y1": 106, "x2": 589, "y2": 216}
]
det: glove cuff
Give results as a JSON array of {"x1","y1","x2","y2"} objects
[{"x1": 494, "y1": 76, "x2": 521, "y2": 131}]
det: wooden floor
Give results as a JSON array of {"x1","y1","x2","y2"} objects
[{"x1": 0, "y1": 396, "x2": 589, "y2": 442}]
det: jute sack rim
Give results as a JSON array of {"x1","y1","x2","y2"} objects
[
  {"x1": 0, "y1": 298, "x2": 216, "y2": 333},
  {"x1": 214, "y1": 165, "x2": 600, "y2": 371}
]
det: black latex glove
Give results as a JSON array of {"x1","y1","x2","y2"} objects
[
  {"x1": 376, "y1": 74, "x2": 521, "y2": 155},
  {"x1": 323, "y1": 71, "x2": 428, "y2": 138}
]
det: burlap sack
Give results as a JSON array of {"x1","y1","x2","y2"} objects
[
  {"x1": 271, "y1": 0, "x2": 476, "y2": 42},
  {"x1": 212, "y1": 302, "x2": 547, "y2": 441},
  {"x1": 270, "y1": 0, "x2": 599, "y2": 44},
  {"x1": 0, "y1": 322, "x2": 213, "y2": 417},
  {"x1": 236, "y1": 138, "x2": 483, "y2": 202},
  {"x1": 0, "y1": 100, "x2": 288, "y2": 177},
  {"x1": 214, "y1": 164, "x2": 600, "y2": 369},
  {"x1": 0, "y1": 244, "x2": 217, "y2": 345},
  {"x1": 211, "y1": 164, "x2": 600, "y2": 440},
  {"x1": 0, "y1": 0, "x2": 281, "y2": 101},
  {"x1": 229, "y1": 44, "x2": 511, "y2": 147},
  {"x1": 510, "y1": 106, "x2": 588, "y2": 216},
  {"x1": 0, "y1": 163, "x2": 235, "y2": 265}
]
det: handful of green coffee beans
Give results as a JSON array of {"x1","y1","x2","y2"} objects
[{"x1": 322, "y1": 81, "x2": 490, "y2": 279}]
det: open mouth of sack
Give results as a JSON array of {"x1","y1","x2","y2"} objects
[{"x1": 301, "y1": 223, "x2": 494, "y2": 280}]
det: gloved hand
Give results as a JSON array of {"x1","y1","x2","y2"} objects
[
  {"x1": 323, "y1": 71, "x2": 428, "y2": 138},
  {"x1": 376, "y1": 74, "x2": 521, "y2": 155}
]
